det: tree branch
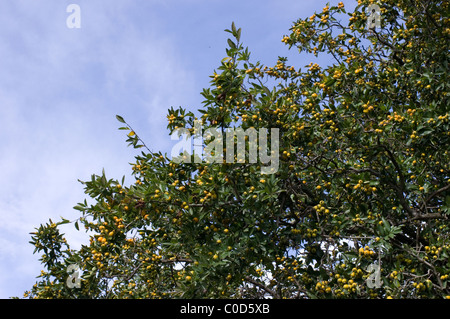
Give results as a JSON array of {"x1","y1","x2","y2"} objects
[
  {"x1": 244, "y1": 276, "x2": 280, "y2": 299},
  {"x1": 420, "y1": 184, "x2": 450, "y2": 211}
]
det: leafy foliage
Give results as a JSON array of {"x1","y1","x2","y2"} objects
[{"x1": 24, "y1": 0, "x2": 449, "y2": 299}]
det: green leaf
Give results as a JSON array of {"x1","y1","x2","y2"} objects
[
  {"x1": 58, "y1": 218, "x2": 70, "y2": 226},
  {"x1": 325, "y1": 78, "x2": 336, "y2": 87},
  {"x1": 262, "y1": 85, "x2": 271, "y2": 96},
  {"x1": 116, "y1": 115, "x2": 126, "y2": 123},
  {"x1": 227, "y1": 38, "x2": 236, "y2": 49},
  {"x1": 306, "y1": 291, "x2": 318, "y2": 299},
  {"x1": 73, "y1": 205, "x2": 85, "y2": 211}
]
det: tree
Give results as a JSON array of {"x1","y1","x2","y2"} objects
[{"x1": 25, "y1": 0, "x2": 449, "y2": 299}]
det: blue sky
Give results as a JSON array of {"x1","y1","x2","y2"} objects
[{"x1": 0, "y1": 0, "x2": 352, "y2": 298}]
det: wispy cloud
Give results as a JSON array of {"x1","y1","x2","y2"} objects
[{"x1": 0, "y1": 0, "x2": 196, "y2": 298}]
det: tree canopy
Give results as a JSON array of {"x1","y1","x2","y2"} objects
[{"x1": 25, "y1": 0, "x2": 449, "y2": 299}]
